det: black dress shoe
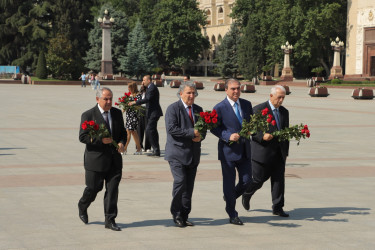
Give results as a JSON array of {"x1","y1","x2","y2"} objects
[
  {"x1": 78, "y1": 204, "x2": 88, "y2": 224},
  {"x1": 105, "y1": 220, "x2": 122, "y2": 231},
  {"x1": 229, "y1": 217, "x2": 244, "y2": 225},
  {"x1": 173, "y1": 217, "x2": 186, "y2": 227},
  {"x1": 242, "y1": 194, "x2": 251, "y2": 211},
  {"x1": 185, "y1": 220, "x2": 194, "y2": 226},
  {"x1": 273, "y1": 209, "x2": 289, "y2": 217},
  {"x1": 148, "y1": 151, "x2": 160, "y2": 157}
]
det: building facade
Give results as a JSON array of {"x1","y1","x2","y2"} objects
[
  {"x1": 345, "y1": 0, "x2": 375, "y2": 79},
  {"x1": 193, "y1": 0, "x2": 235, "y2": 76}
]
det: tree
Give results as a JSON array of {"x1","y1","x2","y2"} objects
[
  {"x1": 84, "y1": 4, "x2": 130, "y2": 74},
  {"x1": 150, "y1": 0, "x2": 209, "y2": 73},
  {"x1": 119, "y1": 20, "x2": 156, "y2": 79},
  {"x1": 0, "y1": 0, "x2": 52, "y2": 72},
  {"x1": 36, "y1": 51, "x2": 47, "y2": 79},
  {"x1": 232, "y1": 0, "x2": 347, "y2": 78},
  {"x1": 50, "y1": 0, "x2": 94, "y2": 79},
  {"x1": 46, "y1": 34, "x2": 74, "y2": 79},
  {"x1": 215, "y1": 23, "x2": 240, "y2": 78}
]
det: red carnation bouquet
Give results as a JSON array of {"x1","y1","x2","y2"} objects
[
  {"x1": 115, "y1": 92, "x2": 145, "y2": 115},
  {"x1": 194, "y1": 109, "x2": 219, "y2": 139},
  {"x1": 81, "y1": 120, "x2": 118, "y2": 148},
  {"x1": 272, "y1": 124, "x2": 310, "y2": 145},
  {"x1": 238, "y1": 107, "x2": 272, "y2": 139},
  {"x1": 238, "y1": 107, "x2": 310, "y2": 145}
]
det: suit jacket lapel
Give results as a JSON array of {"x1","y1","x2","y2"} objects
[
  {"x1": 178, "y1": 100, "x2": 193, "y2": 128},
  {"x1": 223, "y1": 98, "x2": 241, "y2": 126}
]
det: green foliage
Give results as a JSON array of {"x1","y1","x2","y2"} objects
[
  {"x1": 46, "y1": 34, "x2": 74, "y2": 80},
  {"x1": 311, "y1": 66, "x2": 324, "y2": 76},
  {"x1": 215, "y1": 23, "x2": 240, "y2": 78},
  {"x1": 232, "y1": 0, "x2": 347, "y2": 78},
  {"x1": 119, "y1": 20, "x2": 156, "y2": 79},
  {"x1": 150, "y1": 0, "x2": 209, "y2": 69},
  {"x1": 36, "y1": 51, "x2": 47, "y2": 79},
  {"x1": 330, "y1": 78, "x2": 342, "y2": 84}
]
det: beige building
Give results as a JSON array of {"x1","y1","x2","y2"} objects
[
  {"x1": 193, "y1": 0, "x2": 235, "y2": 76},
  {"x1": 345, "y1": 0, "x2": 375, "y2": 79}
]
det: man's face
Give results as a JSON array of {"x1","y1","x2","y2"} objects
[
  {"x1": 183, "y1": 76, "x2": 189, "y2": 82},
  {"x1": 96, "y1": 89, "x2": 113, "y2": 111},
  {"x1": 270, "y1": 88, "x2": 286, "y2": 108},
  {"x1": 225, "y1": 81, "x2": 241, "y2": 102},
  {"x1": 143, "y1": 76, "x2": 151, "y2": 87},
  {"x1": 180, "y1": 86, "x2": 196, "y2": 106}
]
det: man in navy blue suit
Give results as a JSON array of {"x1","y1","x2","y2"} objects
[{"x1": 211, "y1": 78, "x2": 253, "y2": 225}]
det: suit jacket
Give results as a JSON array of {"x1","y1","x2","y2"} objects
[
  {"x1": 135, "y1": 82, "x2": 163, "y2": 118},
  {"x1": 164, "y1": 100, "x2": 205, "y2": 166},
  {"x1": 211, "y1": 98, "x2": 253, "y2": 162},
  {"x1": 251, "y1": 101, "x2": 289, "y2": 164},
  {"x1": 79, "y1": 105, "x2": 127, "y2": 172}
]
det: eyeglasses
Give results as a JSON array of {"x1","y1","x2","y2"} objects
[{"x1": 101, "y1": 97, "x2": 113, "y2": 101}]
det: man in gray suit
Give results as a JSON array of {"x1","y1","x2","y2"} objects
[{"x1": 164, "y1": 82, "x2": 205, "y2": 227}]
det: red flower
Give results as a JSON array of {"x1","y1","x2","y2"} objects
[
  {"x1": 212, "y1": 117, "x2": 218, "y2": 124},
  {"x1": 88, "y1": 120, "x2": 95, "y2": 126},
  {"x1": 305, "y1": 129, "x2": 310, "y2": 134},
  {"x1": 262, "y1": 108, "x2": 269, "y2": 116},
  {"x1": 304, "y1": 125, "x2": 308, "y2": 129},
  {"x1": 306, "y1": 133, "x2": 310, "y2": 138},
  {"x1": 301, "y1": 129, "x2": 306, "y2": 134},
  {"x1": 271, "y1": 120, "x2": 276, "y2": 126},
  {"x1": 200, "y1": 112, "x2": 205, "y2": 118},
  {"x1": 115, "y1": 102, "x2": 119, "y2": 105},
  {"x1": 134, "y1": 98, "x2": 137, "y2": 101},
  {"x1": 93, "y1": 124, "x2": 99, "y2": 130},
  {"x1": 267, "y1": 117, "x2": 272, "y2": 123},
  {"x1": 205, "y1": 118, "x2": 211, "y2": 123},
  {"x1": 268, "y1": 114, "x2": 273, "y2": 119},
  {"x1": 81, "y1": 123, "x2": 88, "y2": 130}
]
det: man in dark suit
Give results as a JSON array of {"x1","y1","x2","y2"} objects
[
  {"x1": 164, "y1": 82, "x2": 204, "y2": 227},
  {"x1": 78, "y1": 87, "x2": 127, "y2": 231},
  {"x1": 211, "y1": 79, "x2": 253, "y2": 225},
  {"x1": 130, "y1": 75, "x2": 163, "y2": 156},
  {"x1": 242, "y1": 85, "x2": 290, "y2": 217}
]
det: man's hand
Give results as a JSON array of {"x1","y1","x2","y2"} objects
[
  {"x1": 117, "y1": 143, "x2": 125, "y2": 154},
  {"x1": 129, "y1": 101, "x2": 135, "y2": 106},
  {"x1": 192, "y1": 136, "x2": 201, "y2": 142},
  {"x1": 263, "y1": 133, "x2": 273, "y2": 141},
  {"x1": 229, "y1": 133, "x2": 240, "y2": 142},
  {"x1": 194, "y1": 129, "x2": 200, "y2": 137},
  {"x1": 102, "y1": 137, "x2": 113, "y2": 144}
]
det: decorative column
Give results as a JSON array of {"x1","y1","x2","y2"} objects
[
  {"x1": 329, "y1": 37, "x2": 344, "y2": 79},
  {"x1": 98, "y1": 9, "x2": 114, "y2": 77},
  {"x1": 280, "y1": 41, "x2": 294, "y2": 81}
]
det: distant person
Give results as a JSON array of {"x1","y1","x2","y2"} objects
[
  {"x1": 183, "y1": 75, "x2": 190, "y2": 82},
  {"x1": 164, "y1": 82, "x2": 204, "y2": 227},
  {"x1": 161, "y1": 72, "x2": 167, "y2": 86},
  {"x1": 94, "y1": 74, "x2": 100, "y2": 90},
  {"x1": 78, "y1": 87, "x2": 126, "y2": 231},
  {"x1": 137, "y1": 83, "x2": 151, "y2": 152},
  {"x1": 242, "y1": 85, "x2": 290, "y2": 217},
  {"x1": 129, "y1": 75, "x2": 163, "y2": 157},
  {"x1": 79, "y1": 72, "x2": 86, "y2": 87},
  {"x1": 210, "y1": 78, "x2": 253, "y2": 225},
  {"x1": 123, "y1": 82, "x2": 143, "y2": 155}
]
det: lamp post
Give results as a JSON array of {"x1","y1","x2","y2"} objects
[
  {"x1": 98, "y1": 9, "x2": 115, "y2": 77},
  {"x1": 280, "y1": 41, "x2": 294, "y2": 81},
  {"x1": 329, "y1": 37, "x2": 344, "y2": 79}
]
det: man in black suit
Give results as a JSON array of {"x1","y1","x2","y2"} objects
[
  {"x1": 78, "y1": 87, "x2": 127, "y2": 231},
  {"x1": 242, "y1": 85, "x2": 290, "y2": 217},
  {"x1": 130, "y1": 75, "x2": 163, "y2": 156},
  {"x1": 164, "y1": 82, "x2": 204, "y2": 227}
]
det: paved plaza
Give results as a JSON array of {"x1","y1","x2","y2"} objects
[{"x1": 0, "y1": 78, "x2": 375, "y2": 249}]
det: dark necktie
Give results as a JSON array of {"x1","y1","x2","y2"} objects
[
  {"x1": 103, "y1": 111, "x2": 111, "y2": 132},
  {"x1": 188, "y1": 106, "x2": 194, "y2": 125},
  {"x1": 274, "y1": 109, "x2": 280, "y2": 130}
]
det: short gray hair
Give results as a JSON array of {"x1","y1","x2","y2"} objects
[
  {"x1": 96, "y1": 87, "x2": 113, "y2": 98},
  {"x1": 270, "y1": 85, "x2": 286, "y2": 95},
  {"x1": 224, "y1": 78, "x2": 240, "y2": 89},
  {"x1": 176, "y1": 82, "x2": 198, "y2": 98}
]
